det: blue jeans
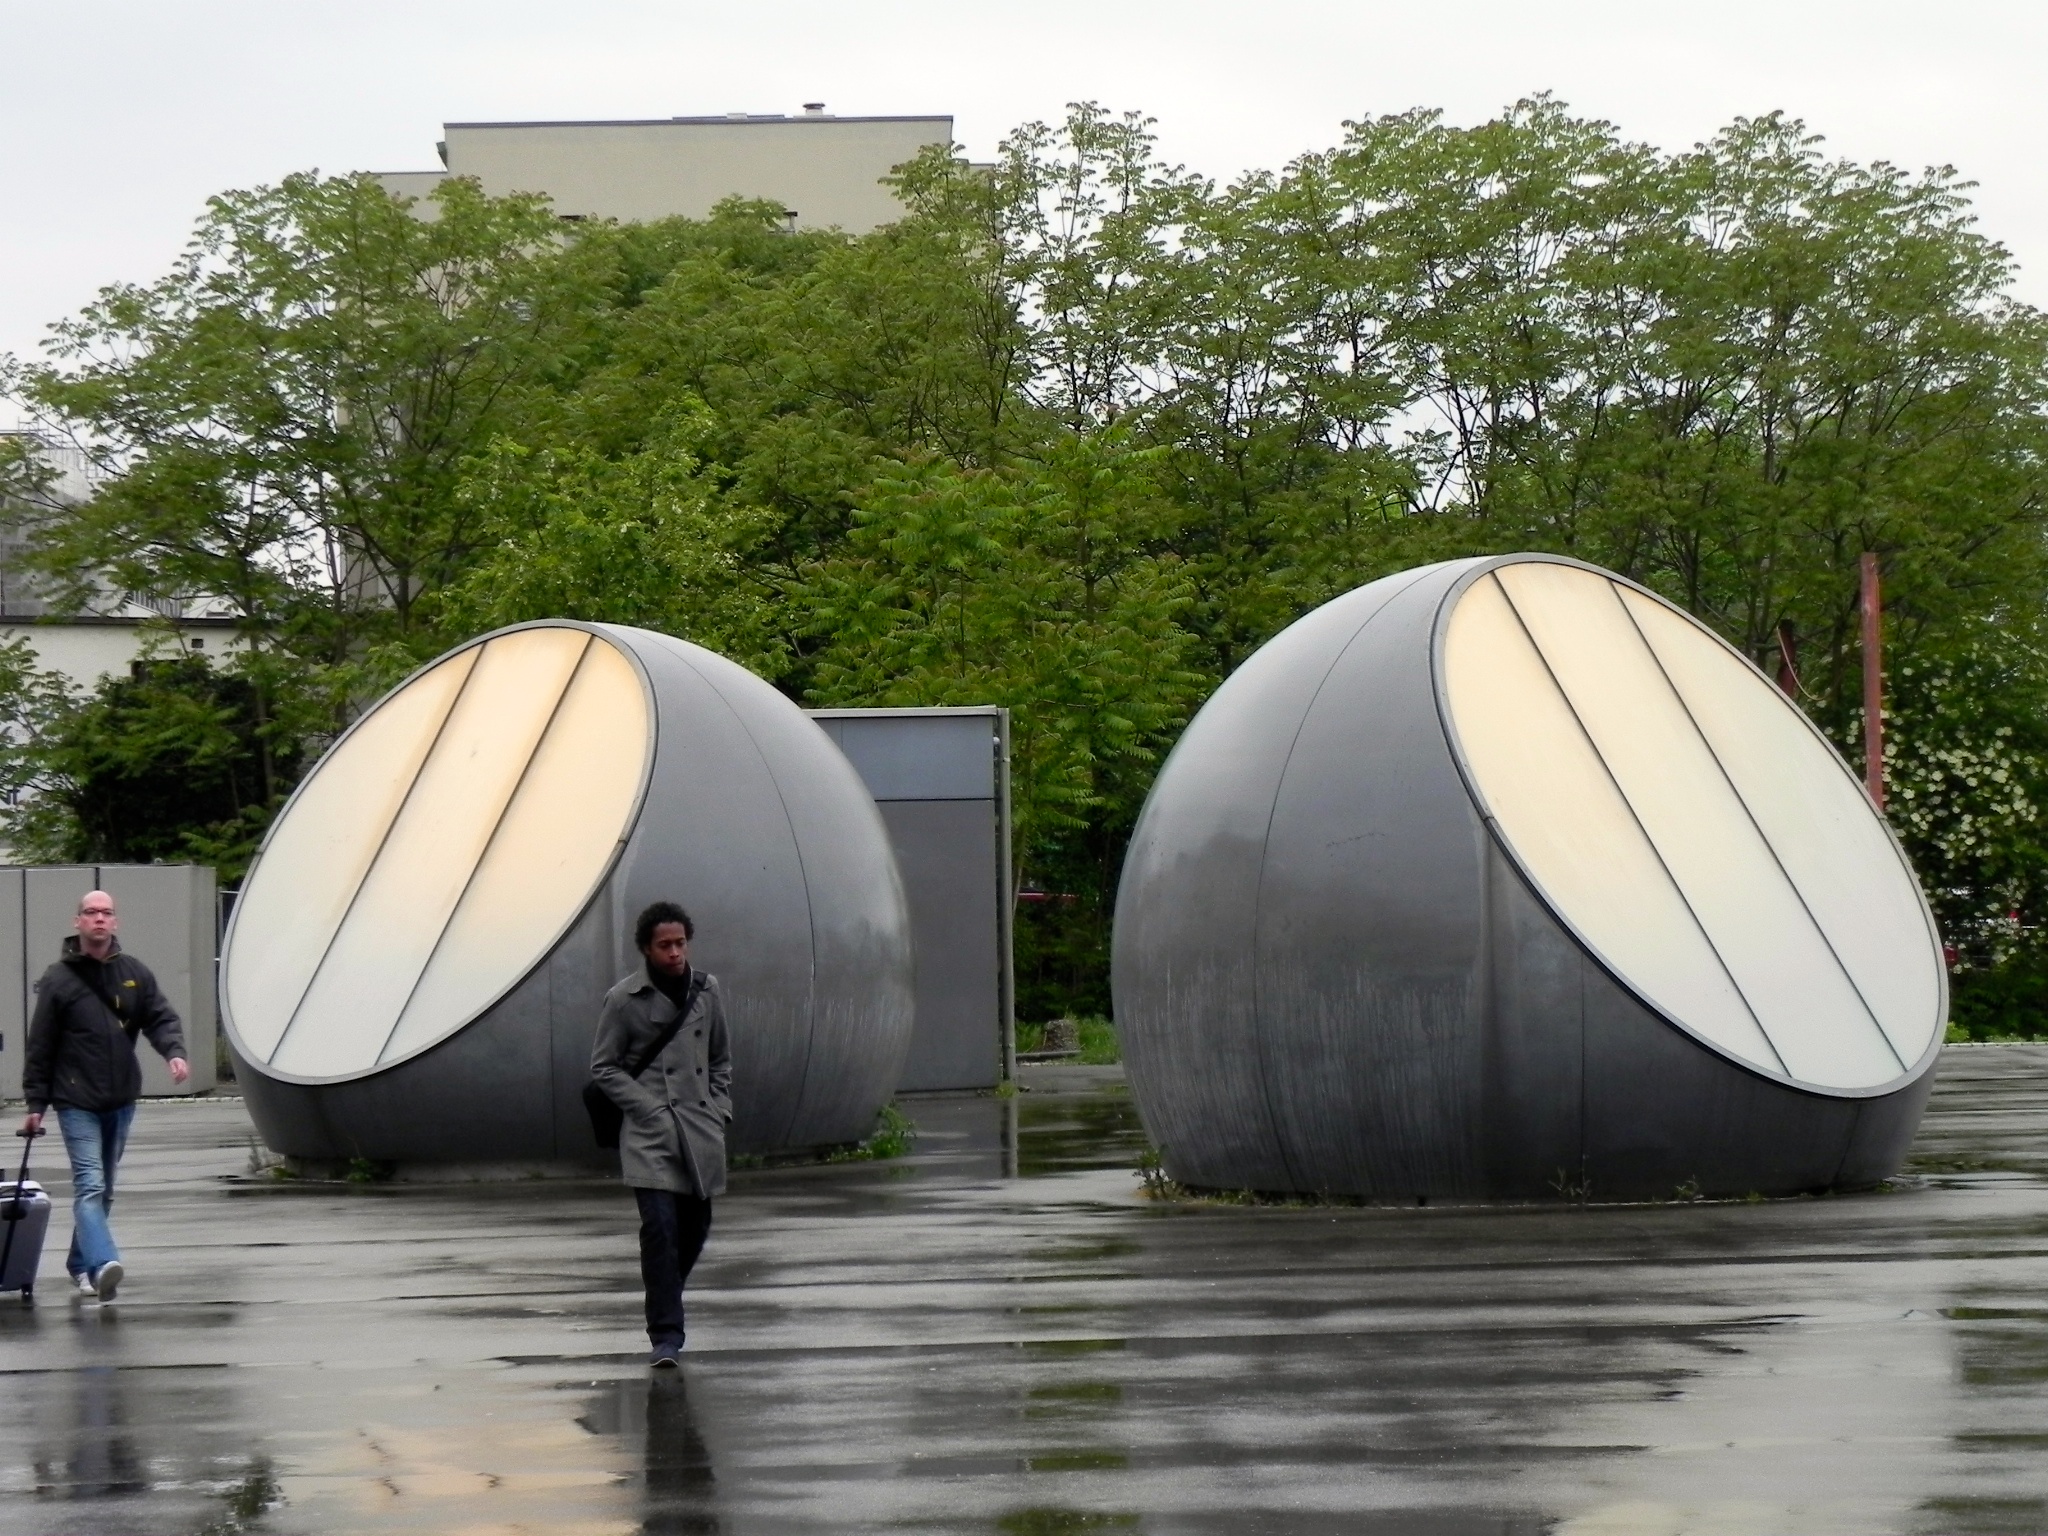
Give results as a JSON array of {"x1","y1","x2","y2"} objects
[{"x1": 55, "y1": 1105, "x2": 134, "y2": 1280}]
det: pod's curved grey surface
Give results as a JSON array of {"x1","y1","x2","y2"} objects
[
  {"x1": 230, "y1": 621, "x2": 914, "y2": 1163},
  {"x1": 1113, "y1": 556, "x2": 1944, "y2": 1200}
]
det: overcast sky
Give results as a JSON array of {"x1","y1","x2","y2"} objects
[{"x1": 6, "y1": 0, "x2": 2046, "y2": 417}]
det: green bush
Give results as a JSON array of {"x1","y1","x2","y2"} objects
[
  {"x1": 823, "y1": 1103, "x2": 917, "y2": 1162},
  {"x1": 1076, "y1": 1017, "x2": 1121, "y2": 1065},
  {"x1": 1947, "y1": 951, "x2": 2048, "y2": 1040}
]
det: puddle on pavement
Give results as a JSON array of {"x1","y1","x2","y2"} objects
[
  {"x1": 994, "y1": 1511, "x2": 1140, "y2": 1534},
  {"x1": 1916, "y1": 1495, "x2": 2048, "y2": 1535},
  {"x1": 1016, "y1": 1085, "x2": 1149, "y2": 1177},
  {"x1": 871, "y1": 1071, "x2": 1149, "y2": 1185},
  {"x1": 1020, "y1": 1338, "x2": 1126, "y2": 1357},
  {"x1": 1026, "y1": 1449, "x2": 1129, "y2": 1473},
  {"x1": 578, "y1": 1374, "x2": 721, "y2": 1534}
]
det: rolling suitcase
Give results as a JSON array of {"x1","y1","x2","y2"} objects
[{"x1": 1, "y1": 1127, "x2": 50, "y2": 1302}]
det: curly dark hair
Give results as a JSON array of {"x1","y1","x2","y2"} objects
[{"x1": 634, "y1": 900, "x2": 695, "y2": 951}]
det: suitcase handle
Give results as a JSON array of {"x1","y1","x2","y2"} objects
[{"x1": 6, "y1": 1126, "x2": 42, "y2": 1218}]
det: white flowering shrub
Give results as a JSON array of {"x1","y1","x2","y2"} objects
[{"x1": 1877, "y1": 636, "x2": 2048, "y2": 1037}]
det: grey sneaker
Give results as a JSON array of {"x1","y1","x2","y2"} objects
[
  {"x1": 93, "y1": 1260, "x2": 123, "y2": 1302},
  {"x1": 71, "y1": 1272, "x2": 95, "y2": 1301},
  {"x1": 650, "y1": 1342, "x2": 680, "y2": 1369}
]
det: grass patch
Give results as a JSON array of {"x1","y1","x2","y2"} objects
[
  {"x1": 1134, "y1": 1145, "x2": 1182, "y2": 1200},
  {"x1": 1018, "y1": 1016, "x2": 1122, "y2": 1063},
  {"x1": 822, "y1": 1103, "x2": 917, "y2": 1163},
  {"x1": 1076, "y1": 1018, "x2": 1120, "y2": 1065},
  {"x1": 196, "y1": 1464, "x2": 284, "y2": 1536},
  {"x1": 1027, "y1": 1450, "x2": 1129, "y2": 1473}
]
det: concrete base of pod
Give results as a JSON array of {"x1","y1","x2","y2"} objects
[{"x1": 1113, "y1": 557, "x2": 1941, "y2": 1203}]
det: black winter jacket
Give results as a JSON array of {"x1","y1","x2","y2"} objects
[{"x1": 22, "y1": 937, "x2": 186, "y2": 1114}]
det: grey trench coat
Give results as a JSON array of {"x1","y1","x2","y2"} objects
[{"x1": 589, "y1": 967, "x2": 733, "y2": 1197}]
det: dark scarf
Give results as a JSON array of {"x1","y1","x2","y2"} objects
[{"x1": 651, "y1": 963, "x2": 693, "y2": 1013}]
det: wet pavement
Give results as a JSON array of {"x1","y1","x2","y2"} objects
[{"x1": 4, "y1": 1048, "x2": 2048, "y2": 1534}]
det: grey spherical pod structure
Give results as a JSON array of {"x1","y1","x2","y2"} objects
[
  {"x1": 224, "y1": 620, "x2": 914, "y2": 1165},
  {"x1": 1114, "y1": 555, "x2": 1946, "y2": 1202}
]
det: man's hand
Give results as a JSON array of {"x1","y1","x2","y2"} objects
[
  {"x1": 168, "y1": 1057, "x2": 190, "y2": 1086},
  {"x1": 19, "y1": 1111, "x2": 40, "y2": 1138}
]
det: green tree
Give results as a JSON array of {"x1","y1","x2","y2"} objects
[
  {"x1": 11, "y1": 102, "x2": 2048, "y2": 1030},
  {"x1": 14, "y1": 172, "x2": 618, "y2": 686},
  {"x1": 440, "y1": 406, "x2": 784, "y2": 674},
  {"x1": 798, "y1": 440, "x2": 1196, "y2": 1016},
  {"x1": 3, "y1": 644, "x2": 307, "y2": 881}
]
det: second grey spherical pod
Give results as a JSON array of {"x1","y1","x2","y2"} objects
[
  {"x1": 1113, "y1": 556, "x2": 1946, "y2": 1201},
  {"x1": 222, "y1": 620, "x2": 915, "y2": 1164}
]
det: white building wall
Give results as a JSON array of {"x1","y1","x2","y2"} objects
[
  {"x1": 0, "y1": 621, "x2": 242, "y2": 694},
  {"x1": 378, "y1": 112, "x2": 953, "y2": 234}
]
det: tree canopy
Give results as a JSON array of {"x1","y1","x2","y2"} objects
[{"x1": 9, "y1": 99, "x2": 2048, "y2": 1030}]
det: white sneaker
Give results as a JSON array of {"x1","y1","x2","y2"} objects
[
  {"x1": 71, "y1": 1273, "x2": 95, "y2": 1301},
  {"x1": 94, "y1": 1260, "x2": 122, "y2": 1302}
]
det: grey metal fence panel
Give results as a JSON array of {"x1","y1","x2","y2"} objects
[
  {"x1": 4, "y1": 865, "x2": 214, "y2": 1102},
  {"x1": 0, "y1": 871, "x2": 22, "y2": 1101},
  {"x1": 810, "y1": 707, "x2": 1011, "y2": 1093},
  {"x1": 99, "y1": 864, "x2": 216, "y2": 1094},
  {"x1": 881, "y1": 799, "x2": 1001, "y2": 1090},
  {"x1": 830, "y1": 715, "x2": 995, "y2": 801}
]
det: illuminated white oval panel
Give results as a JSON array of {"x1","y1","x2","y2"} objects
[
  {"x1": 224, "y1": 625, "x2": 650, "y2": 1081},
  {"x1": 1442, "y1": 561, "x2": 1942, "y2": 1091}
]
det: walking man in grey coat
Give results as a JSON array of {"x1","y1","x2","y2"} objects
[{"x1": 590, "y1": 901, "x2": 732, "y2": 1368}]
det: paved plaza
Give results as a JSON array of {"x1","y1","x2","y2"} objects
[{"x1": 3, "y1": 1050, "x2": 2048, "y2": 1534}]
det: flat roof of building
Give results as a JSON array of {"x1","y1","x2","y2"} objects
[{"x1": 444, "y1": 114, "x2": 951, "y2": 130}]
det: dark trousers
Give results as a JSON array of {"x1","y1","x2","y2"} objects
[{"x1": 634, "y1": 1187, "x2": 713, "y2": 1347}]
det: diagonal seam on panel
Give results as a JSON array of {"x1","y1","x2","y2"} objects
[
  {"x1": 1250, "y1": 562, "x2": 1445, "y2": 1194},
  {"x1": 1610, "y1": 586, "x2": 1907, "y2": 1077},
  {"x1": 1491, "y1": 574, "x2": 1792, "y2": 1078},
  {"x1": 370, "y1": 633, "x2": 596, "y2": 1068},
  {"x1": 263, "y1": 646, "x2": 482, "y2": 1067}
]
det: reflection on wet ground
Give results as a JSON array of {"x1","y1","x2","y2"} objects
[{"x1": 2, "y1": 1049, "x2": 2047, "y2": 1532}]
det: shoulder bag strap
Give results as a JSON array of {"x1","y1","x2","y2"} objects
[
  {"x1": 625, "y1": 979, "x2": 700, "y2": 1078},
  {"x1": 79, "y1": 963, "x2": 139, "y2": 1043}
]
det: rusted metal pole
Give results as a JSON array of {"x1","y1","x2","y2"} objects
[
  {"x1": 1775, "y1": 618, "x2": 1799, "y2": 699},
  {"x1": 1861, "y1": 552, "x2": 1885, "y2": 811}
]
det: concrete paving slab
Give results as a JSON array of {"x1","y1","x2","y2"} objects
[{"x1": 2, "y1": 1048, "x2": 2048, "y2": 1533}]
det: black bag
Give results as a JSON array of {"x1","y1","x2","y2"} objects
[{"x1": 584, "y1": 980, "x2": 697, "y2": 1150}]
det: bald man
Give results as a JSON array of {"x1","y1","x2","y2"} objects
[{"x1": 20, "y1": 890, "x2": 188, "y2": 1302}]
